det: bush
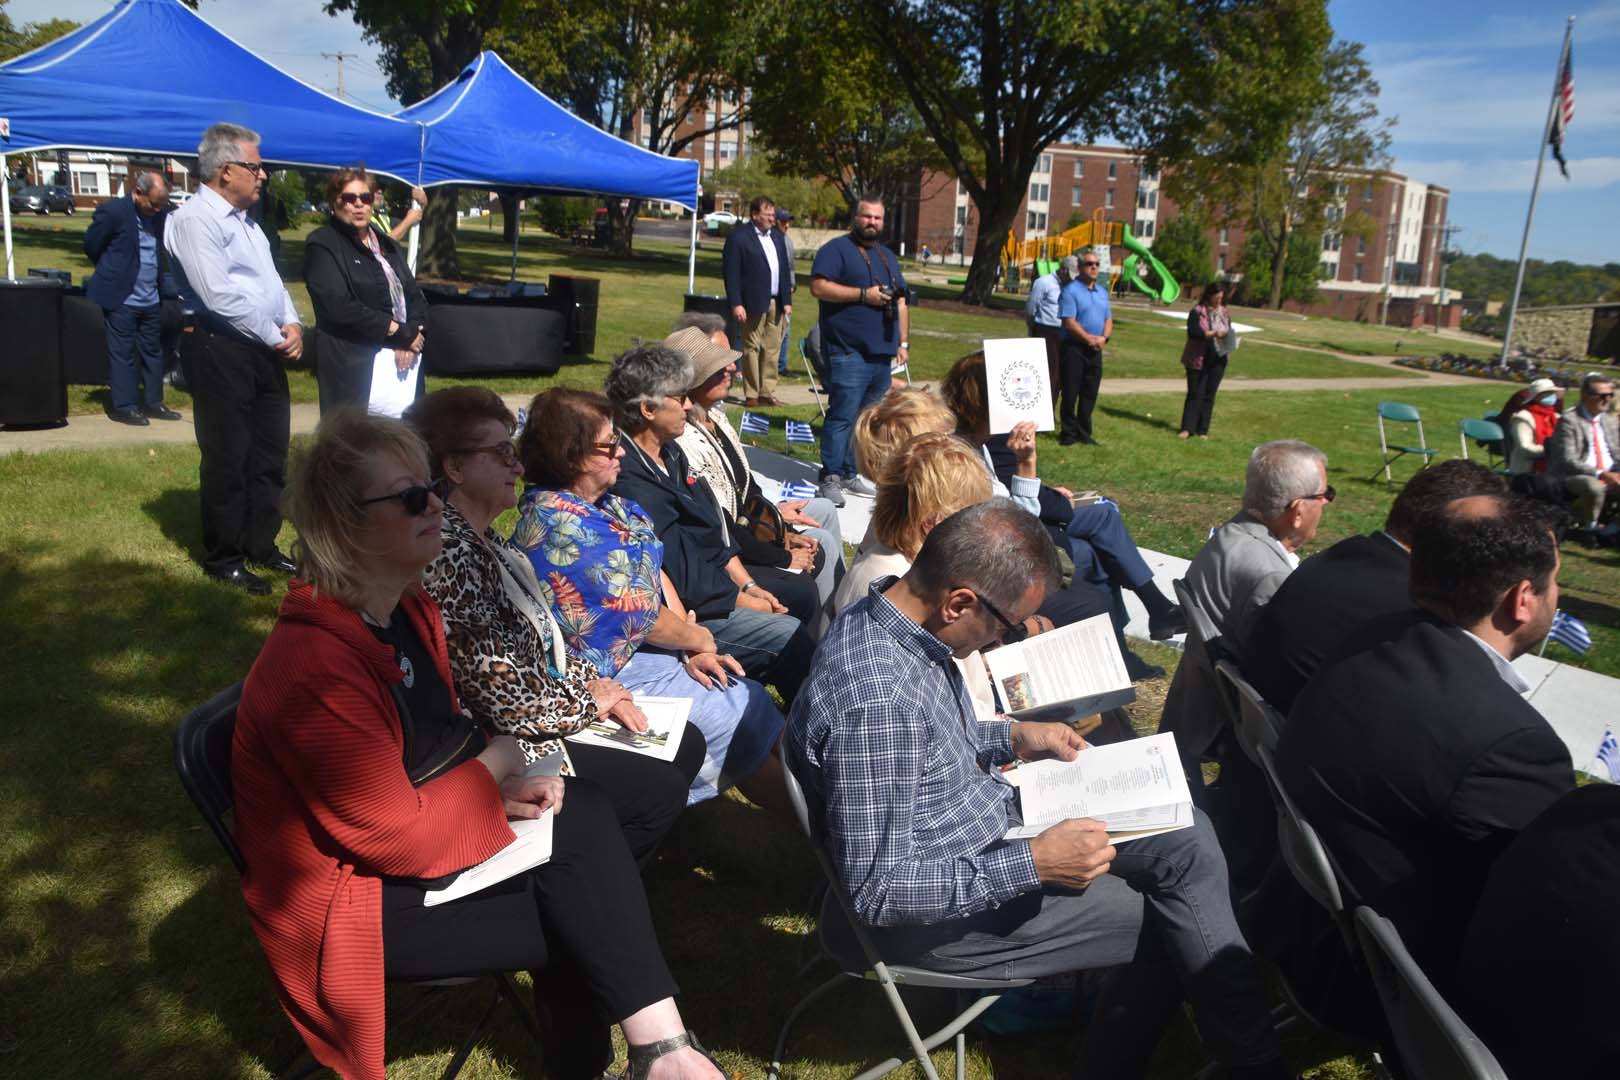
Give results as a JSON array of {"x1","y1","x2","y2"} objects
[{"x1": 538, "y1": 196, "x2": 594, "y2": 237}]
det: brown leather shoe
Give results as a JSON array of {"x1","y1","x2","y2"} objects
[
  {"x1": 758, "y1": 394, "x2": 782, "y2": 407},
  {"x1": 743, "y1": 397, "x2": 760, "y2": 407}
]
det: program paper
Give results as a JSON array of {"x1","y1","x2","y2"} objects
[
  {"x1": 566, "y1": 695, "x2": 690, "y2": 762},
  {"x1": 1003, "y1": 733, "x2": 1193, "y2": 844},
  {"x1": 984, "y1": 612, "x2": 1135, "y2": 723},
  {"x1": 423, "y1": 811, "x2": 554, "y2": 907},
  {"x1": 984, "y1": 337, "x2": 1055, "y2": 434}
]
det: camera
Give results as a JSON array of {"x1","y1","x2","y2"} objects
[{"x1": 878, "y1": 284, "x2": 898, "y2": 323}]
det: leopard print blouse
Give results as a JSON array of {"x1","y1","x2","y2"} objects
[{"x1": 422, "y1": 501, "x2": 601, "y2": 774}]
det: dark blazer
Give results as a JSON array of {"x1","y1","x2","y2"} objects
[
  {"x1": 302, "y1": 219, "x2": 428, "y2": 414},
  {"x1": 83, "y1": 195, "x2": 170, "y2": 309},
  {"x1": 610, "y1": 435, "x2": 742, "y2": 621},
  {"x1": 722, "y1": 224, "x2": 791, "y2": 318},
  {"x1": 1243, "y1": 532, "x2": 1411, "y2": 715},
  {"x1": 1457, "y1": 784, "x2": 1620, "y2": 1080},
  {"x1": 1277, "y1": 612, "x2": 1574, "y2": 982}
]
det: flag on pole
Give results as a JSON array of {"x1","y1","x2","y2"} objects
[
  {"x1": 1598, "y1": 729, "x2": 1620, "y2": 784},
  {"x1": 779, "y1": 480, "x2": 819, "y2": 500},
  {"x1": 786, "y1": 420, "x2": 815, "y2": 444},
  {"x1": 739, "y1": 411, "x2": 770, "y2": 436},
  {"x1": 1550, "y1": 45, "x2": 1574, "y2": 178},
  {"x1": 1546, "y1": 609, "x2": 1591, "y2": 655}
]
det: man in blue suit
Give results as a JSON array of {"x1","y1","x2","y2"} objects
[
  {"x1": 84, "y1": 170, "x2": 180, "y2": 425},
  {"x1": 722, "y1": 195, "x2": 791, "y2": 407}
]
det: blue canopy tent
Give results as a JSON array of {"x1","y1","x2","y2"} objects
[
  {"x1": 396, "y1": 52, "x2": 703, "y2": 286},
  {"x1": 0, "y1": 0, "x2": 423, "y2": 276}
]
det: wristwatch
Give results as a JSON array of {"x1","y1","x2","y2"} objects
[
  {"x1": 899, "y1": 341, "x2": 909, "y2": 349},
  {"x1": 741, "y1": 580, "x2": 758, "y2": 594}
]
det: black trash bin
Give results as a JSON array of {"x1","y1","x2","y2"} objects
[
  {"x1": 0, "y1": 278, "x2": 67, "y2": 427},
  {"x1": 549, "y1": 274, "x2": 600, "y2": 355},
  {"x1": 683, "y1": 292, "x2": 741, "y2": 350}
]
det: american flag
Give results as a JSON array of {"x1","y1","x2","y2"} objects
[
  {"x1": 786, "y1": 420, "x2": 815, "y2": 443},
  {"x1": 1550, "y1": 46, "x2": 1574, "y2": 179},
  {"x1": 739, "y1": 411, "x2": 770, "y2": 436},
  {"x1": 779, "y1": 480, "x2": 819, "y2": 500},
  {"x1": 1597, "y1": 730, "x2": 1620, "y2": 784},
  {"x1": 1547, "y1": 609, "x2": 1591, "y2": 655}
]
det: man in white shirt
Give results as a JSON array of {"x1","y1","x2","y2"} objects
[
  {"x1": 721, "y1": 195, "x2": 792, "y2": 406},
  {"x1": 164, "y1": 122, "x2": 303, "y2": 595},
  {"x1": 1024, "y1": 254, "x2": 1073, "y2": 393},
  {"x1": 1546, "y1": 373, "x2": 1620, "y2": 529}
]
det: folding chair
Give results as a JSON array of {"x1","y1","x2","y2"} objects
[
  {"x1": 1213, "y1": 659, "x2": 1283, "y2": 767},
  {"x1": 173, "y1": 684, "x2": 542, "y2": 1080},
  {"x1": 1172, "y1": 578, "x2": 1238, "y2": 730},
  {"x1": 1253, "y1": 744, "x2": 1356, "y2": 951},
  {"x1": 1373, "y1": 401, "x2": 1440, "y2": 483},
  {"x1": 799, "y1": 336, "x2": 827, "y2": 418},
  {"x1": 1353, "y1": 907, "x2": 1509, "y2": 1080},
  {"x1": 766, "y1": 764, "x2": 1031, "y2": 1080},
  {"x1": 1457, "y1": 417, "x2": 1507, "y2": 472}
]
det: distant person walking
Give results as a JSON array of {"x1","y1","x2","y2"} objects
[
  {"x1": 722, "y1": 195, "x2": 791, "y2": 406},
  {"x1": 1178, "y1": 282, "x2": 1233, "y2": 439},
  {"x1": 1057, "y1": 246, "x2": 1112, "y2": 446},
  {"x1": 84, "y1": 169, "x2": 180, "y2": 426}
]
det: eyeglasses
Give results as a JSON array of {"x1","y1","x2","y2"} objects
[
  {"x1": 338, "y1": 191, "x2": 377, "y2": 206},
  {"x1": 454, "y1": 440, "x2": 519, "y2": 466},
  {"x1": 1591, "y1": 392, "x2": 1614, "y2": 401},
  {"x1": 363, "y1": 476, "x2": 449, "y2": 516},
  {"x1": 1299, "y1": 485, "x2": 1337, "y2": 504},
  {"x1": 591, "y1": 440, "x2": 621, "y2": 457},
  {"x1": 973, "y1": 590, "x2": 1029, "y2": 644},
  {"x1": 227, "y1": 160, "x2": 268, "y2": 176},
  {"x1": 1081, "y1": 261, "x2": 1100, "y2": 267}
]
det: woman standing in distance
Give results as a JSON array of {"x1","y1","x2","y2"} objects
[{"x1": 1178, "y1": 282, "x2": 1232, "y2": 439}]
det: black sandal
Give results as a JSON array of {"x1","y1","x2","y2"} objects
[{"x1": 624, "y1": 1029, "x2": 724, "y2": 1080}]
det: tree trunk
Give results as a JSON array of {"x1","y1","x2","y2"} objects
[
  {"x1": 418, "y1": 185, "x2": 461, "y2": 281},
  {"x1": 1266, "y1": 213, "x2": 1291, "y2": 310},
  {"x1": 608, "y1": 198, "x2": 642, "y2": 256},
  {"x1": 498, "y1": 192, "x2": 520, "y2": 244},
  {"x1": 960, "y1": 191, "x2": 1021, "y2": 306}
]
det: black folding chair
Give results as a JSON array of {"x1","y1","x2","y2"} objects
[{"x1": 173, "y1": 683, "x2": 542, "y2": 1080}]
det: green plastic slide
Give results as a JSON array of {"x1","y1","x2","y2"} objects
[{"x1": 1118, "y1": 224, "x2": 1181, "y2": 304}]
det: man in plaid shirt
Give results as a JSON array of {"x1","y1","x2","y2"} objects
[{"x1": 788, "y1": 500, "x2": 1287, "y2": 1077}]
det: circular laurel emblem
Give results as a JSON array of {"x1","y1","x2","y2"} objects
[{"x1": 998, "y1": 358, "x2": 1042, "y2": 409}]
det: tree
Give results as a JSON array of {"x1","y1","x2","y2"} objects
[
  {"x1": 1166, "y1": 39, "x2": 1392, "y2": 309},
  {"x1": 324, "y1": 0, "x2": 516, "y2": 278},
  {"x1": 1153, "y1": 213, "x2": 1213, "y2": 292},
  {"x1": 857, "y1": 0, "x2": 1332, "y2": 304},
  {"x1": 702, "y1": 156, "x2": 844, "y2": 225},
  {"x1": 0, "y1": 0, "x2": 80, "y2": 62},
  {"x1": 1231, "y1": 227, "x2": 1322, "y2": 307}
]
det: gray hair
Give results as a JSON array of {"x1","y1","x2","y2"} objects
[
  {"x1": 133, "y1": 170, "x2": 167, "y2": 195},
  {"x1": 602, "y1": 343, "x2": 693, "y2": 433},
  {"x1": 1243, "y1": 440, "x2": 1328, "y2": 519},
  {"x1": 1581, "y1": 372, "x2": 1614, "y2": 397},
  {"x1": 907, "y1": 498, "x2": 1059, "y2": 611},
  {"x1": 197, "y1": 122, "x2": 260, "y2": 182},
  {"x1": 1059, "y1": 254, "x2": 1080, "y2": 274},
  {"x1": 672, "y1": 310, "x2": 727, "y2": 337}
]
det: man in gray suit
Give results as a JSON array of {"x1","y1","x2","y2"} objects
[
  {"x1": 1546, "y1": 373, "x2": 1620, "y2": 530},
  {"x1": 1159, "y1": 439, "x2": 1331, "y2": 789}
]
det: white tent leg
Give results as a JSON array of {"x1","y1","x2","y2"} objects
[
  {"x1": 406, "y1": 222, "x2": 420, "y2": 275},
  {"x1": 2, "y1": 154, "x2": 13, "y2": 281},
  {"x1": 687, "y1": 201, "x2": 698, "y2": 293}
]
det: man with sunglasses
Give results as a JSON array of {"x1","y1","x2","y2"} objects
[
  {"x1": 1057, "y1": 246, "x2": 1112, "y2": 446},
  {"x1": 165, "y1": 122, "x2": 303, "y2": 595},
  {"x1": 789, "y1": 499, "x2": 1290, "y2": 1078},
  {"x1": 1546, "y1": 373, "x2": 1620, "y2": 533}
]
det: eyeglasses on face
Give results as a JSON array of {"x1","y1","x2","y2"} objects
[
  {"x1": 338, "y1": 191, "x2": 377, "y2": 206},
  {"x1": 1081, "y1": 260, "x2": 1100, "y2": 267},
  {"x1": 1590, "y1": 391, "x2": 1614, "y2": 401},
  {"x1": 228, "y1": 160, "x2": 268, "y2": 176},
  {"x1": 455, "y1": 440, "x2": 519, "y2": 467},
  {"x1": 973, "y1": 589, "x2": 1029, "y2": 644},
  {"x1": 363, "y1": 475, "x2": 449, "y2": 516},
  {"x1": 590, "y1": 440, "x2": 621, "y2": 458},
  {"x1": 1299, "y1": 485, "x2": 1337, "y2": 504}
]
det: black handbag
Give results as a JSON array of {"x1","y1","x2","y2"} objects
[{"x1": 739, "y1": 488, "x2": 788, "y2": 546}]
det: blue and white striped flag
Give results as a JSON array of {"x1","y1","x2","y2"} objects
[
  {"x1": 779, "y1": 480, "x2": 819, "y2": 500},
  {"x1": 786, "y1": 419, "x2": 815, "y2": 444},
  {"x1": 516, "y1": 407, "x2": 528, "y2": 430},
  {"x1": 1597, "y1": 730, "x2": 1620, "y2": 784},
  {"x1": 739, "y1": 411, "x2": 770, "y2": 436},
  {"x1": 1547, "y1": 610, "x2": 1592, "y2": 655}
]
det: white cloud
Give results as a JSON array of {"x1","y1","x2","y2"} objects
[{"x1": 1397, "y1": 156, "x2": 1620, "y2": 193}]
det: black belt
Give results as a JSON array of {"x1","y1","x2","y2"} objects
[{"x1": 185, "y1": 312, "x2": 273, "y2": 350}]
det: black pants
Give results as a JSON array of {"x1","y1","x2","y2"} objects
[
  {"x1": 1058, "y1": 339, "x2": 1104, "y2": 441},
  {"x1": 382, "y1": 778, "x2": 679, "y2": 1080},
  {"x1": 750, "y1": 560, "x2": 821, "y2": 628},
  {"x1": 104, "y1": 302, "x2": 164, "y2": 412},
  {"x1": 179, "y1": 326, "x2": 290, "y2": 574},
  {"x1": 567, "y1": 725, "x2": 705, "y2": 865},
  {"x1": 1180, "y1": 355, "x2": 1228, "y2": 436}
]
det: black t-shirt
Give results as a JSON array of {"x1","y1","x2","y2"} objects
[{"x1": 368, "y1": 605, "x2": 485, "y2": 782}]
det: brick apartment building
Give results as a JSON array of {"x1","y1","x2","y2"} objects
[{"x1": 632, "y1": 89, "x2": 755, "y2": 213}]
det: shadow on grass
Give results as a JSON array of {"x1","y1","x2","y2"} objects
[
  {"x1": 142, "y1": 487, "x2": 206, "y2": 566},
  {"x1": 1097, "y1": 403, "x2": 1178, "y2": 435}
]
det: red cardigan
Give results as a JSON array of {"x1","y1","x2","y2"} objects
[{"x1": 232, "y1": 582, "x2": 515, "y2": 1080}]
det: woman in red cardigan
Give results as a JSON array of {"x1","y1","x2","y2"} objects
[{"x1": 231, "y1": 409, "x2": 725, "y2": 1080}]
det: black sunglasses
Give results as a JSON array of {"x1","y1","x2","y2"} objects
[
  {"x1": 363, "y1": 475, "x2": 449, "y2": 516},
  {"x1": 974, "y1": 590, "x2": 1029, "y2": 644},
  {"x1": 228, "y1": 160, "x2": 268, "y2": 176},
  {"x1": 1299, "y1": 484, "x2": 1337, "y2": 504},
  {"x1": 338, "y1": 191, "x2": 377, "y2": 206}
]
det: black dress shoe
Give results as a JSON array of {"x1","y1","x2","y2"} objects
[
  {"x1": 252, "y1": 550, "x2": 298, "y2": 574},
  {"x1": 206, "y1": 566, "x2": 272, "y2": 596},
  {"x1": 142, "y1": 404, "x2": 183, "y2": 421},
  {"x1": 1059, "y1": 435, "x2": 1079, "y2": 447},
  {"x1": 107, "y1": 407, "x2": 150, "y2": 426},
  {"x1": 1079, "y1": 435, "x2": 1101, "y2": 446},
  {"x1": 1124, "y1": 652, "x2": 1166, "y2": 682},
  {"x1": 1148, "y1": 607, "x2": 1189, "y2": 641}
]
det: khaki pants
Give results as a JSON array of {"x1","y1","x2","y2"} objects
[
  {"x1": 740, "y1": 307, "x2": 786, "y2": 400},
  {"x1": 1566, "y1": 474, "x2": 1611, "y2": 527}
]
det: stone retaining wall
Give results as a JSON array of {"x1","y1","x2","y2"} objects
[{"x1": 1513, "y1": 306, "x2": 1595, "y2": 359}]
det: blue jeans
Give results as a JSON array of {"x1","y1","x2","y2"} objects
[
  {"x1": 819, "y1": 347, "x2": 893, "y2": 480},
  {"x1": 777, "y1": 311, "x2": 792, "y2": 373},
  {"x1": 104, "y1": 303, "x2": 165, "y2": 411},
  {"x1": 698, "y1": 606, "x2": 815, "y2": 701}
]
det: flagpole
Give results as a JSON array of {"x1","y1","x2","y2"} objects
[{"x1": 1498, "y1": 15, "x2": 1574, "y2": 367}]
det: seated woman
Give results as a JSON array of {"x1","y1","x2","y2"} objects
[
  {"x1": 404, "y1": 388, "x2": 704, "y2": 857},
  {"x1": 1500, "y1": 377, "x2": 1563, "y2": 477},
  {"x1": 604, "y1": 342, "x2": 815, "y2": 701},
  {"x1": 231, "y1": 409, "x2": 724, "y2": 1080},
  {"x1": 940, "y1": 351, "x2": 1181, "y2": 679},
  {"x1": 511, "y1": 387, "x2": 790, "y2": 816},
  {"x1": 670, "y1": 326, "x2": 845, "y2": 630}
]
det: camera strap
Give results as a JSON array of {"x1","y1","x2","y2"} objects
[{"x1": 855, "y1": 241, "x2": 898, "y2": 290}]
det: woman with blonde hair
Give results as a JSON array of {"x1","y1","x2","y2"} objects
[{"x1": 851, "y1": 386, "x2": 958, "y2": 482}]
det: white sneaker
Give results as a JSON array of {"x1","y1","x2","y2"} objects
[
  {"x1": 846, "y1": 474, "x2": 878, "y2": 498},
  {"x1": 817, "y1": 475, "x2": 846, "y2": 507}
]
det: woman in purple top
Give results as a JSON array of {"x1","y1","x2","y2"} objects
[{"x1": 1178, "y1": 282, "x2": 1233, "y2": 439}]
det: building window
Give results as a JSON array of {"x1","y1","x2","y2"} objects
[
  {"x1": 1134, "y1": 189, "x2": 1156, "y2": 210},
  {"x1": 1138, "y1": 219, "x2": 1154, "y2": 238},
  {"x1": 1029, "y1": 182, "x2": 1049, "y2": 202},
  {"x1": 1107, "y1": 161, "x2": 1117, "y2": 179},
  {"x1": 1322, "y1": 233, "x2": 1341, "y2": 252},
  {"x1": 1363, "y1": 180, "x2": 1374, "y2": 200},
  {"x1": 956, "y1": 205, "x2": 967, "y2": 226},
  {"x1": 1026, "y1": 210, "x2": 1047, "y2": 232},
  {"x1": 1074, "y1": 159, "x2": 1084, "y2": 178},
  {"x1": 1219, "y1": 227, "x2": 1229, "y2": 246},
  {"x1": 1218, "y1": 253, "x2": 1227, "y2": 272},
  {"x1": 1358, "y1": 236, "x2": 1366, "y2": 255},
  {"x1": 1037, "y1": 154, "x2": 1052, "y2": 174},
  {"x1": 1105, "y1": 188, "x2": 1114, "y2": 209},
  {"x1": 75, "y1": 171, "x2": 99, "y2": 195},
  {"x1": 1354, "y1": 263, "x2": 1364, "y2": 282},
  {"x1": 1071, "y1": 188, "x2": 1081, "y2": 206},
  {"x1": 1320, "y1": 261, "x2": 1334, "y2": 279},
  {"x1": 705, "y1": 109, "x2": 717, "y2": 126},
  {"x1": 718, "y1": 139, "x2": 737, "y2": 161}
]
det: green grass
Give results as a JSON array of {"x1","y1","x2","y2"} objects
[{"x1": 1226, "y1": 308, "x2": 1501, "y2": 361}]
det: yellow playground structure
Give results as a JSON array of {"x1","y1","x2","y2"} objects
[{"x1": 1000, "y1": 207, "x2": 1180, "y2": 304}]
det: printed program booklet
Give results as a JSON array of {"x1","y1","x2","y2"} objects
[
  {"x1": 984, "y1": 612, "x2": 1136, "y2": 723},
  {"x1": 566, "y1": 695, "x2": 690, "y2": 762},
  {"x1": 1003, "y1": 733, "x2": 1194, "y2": 843},
  {"x1": 423, "y1": 811, "x2": 554, "y2": 907},
  {"x1": 983, "y1": 337, "x2": 1055, "y2": 434}
]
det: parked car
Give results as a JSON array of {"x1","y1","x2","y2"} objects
[
  {"x1": 10, "y1": 185, "x2": 75, "y2": 215},
  {"x1": 168, "y1": 190, "x2": 194, "y2": 209},
  {"x1": 703, "y1": 210, "x2": 738, "y2": 226}
]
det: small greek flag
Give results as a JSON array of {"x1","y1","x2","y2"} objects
[
  {"x1": 516, "y1": 407, "x2": 528, "y2": 429},
  {"x1": 1547, "y1": 610, "x2": 1592, "y2": 655},
  {"x1": 786, "y1": 419, "x2": 815, "y2": 444},
  {"x1": 1597, "y1": 730, "x2": 1620, "y2": 784},
  {"x1": 780, "y1": 480, "x2": 819, "y2": 500},
  {"x1": 739, "y1": 411, "x2": 770, "y2": 436}
]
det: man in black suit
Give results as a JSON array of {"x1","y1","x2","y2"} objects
[
  {"x1": 722, "y1": 195, "x2": 792, "y2": 407},
  {"x1": 1245, "y1": 460, "x2": 1508, "y2": 716},
  {"x1": 83, "y1": 170, "x2": 181, "y2": 425},
  {"x1": 1277, "y1": 494, "x2": 1575, "y2": 984}
]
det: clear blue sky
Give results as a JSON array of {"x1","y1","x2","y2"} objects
[{"x1": 15, "y1": 1, "x2": 1618, "y2": 267}]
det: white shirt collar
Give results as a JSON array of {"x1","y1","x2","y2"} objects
[
  {"x1": 194, "y1": 183, "x2": 245, "y2": 220},
  {"x1": 1459, "y1": 628, "x2": 1532, "y2": 694}
]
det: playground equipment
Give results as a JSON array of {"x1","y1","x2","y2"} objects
[
  {"x1": 999, "y1": 206, "x2": 1180, "y2": 303},
  {"x1": 1119, "y1": 224, "x2": 1180, "y2": 304}
]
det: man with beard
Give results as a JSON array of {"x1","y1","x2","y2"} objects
[{"x1": 809, "y1": 196, "x2": 909, "y2": 507}]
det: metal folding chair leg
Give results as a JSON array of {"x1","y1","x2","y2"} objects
[
  {"x1": 768, "y1": 973, "x2": 853, "y2": 1080},
  {"x1": 850, "y1": 982, "x2": 1005, "y2": 1080}
]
